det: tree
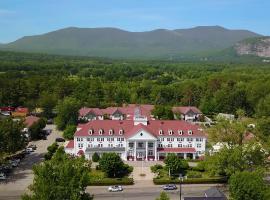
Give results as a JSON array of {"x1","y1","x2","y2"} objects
[
  {"x1": 92, "y1": 152, "x2": 100, "y2": 162},
  {"x1": 55, "y1": 97, "x2": 80, "y2": 130},
  {"x1": 229, "y1": 170, "x2": 270, "y2": 200},
  {"x1": 0, "y1": 118, "x2": 25, "y2": 153},
  {"x1": 28, "y1": 118, "x2": 47, "y2": 140},
  {"x1": 22, "y1": 147, "x2": 92, "y2": 200},
  {"x1": 38, "y1": 92, "x2": 57, "y2": 119},
  {"x1": 152, "y1": 105, "x2": 174, "y2": 120},
  {"x1": 208, "y1": 118, "x2": 247, "y2": 147},
  {"x1": 98, "y1": 153, "x2": 132, "y2": 178},
  {"x1": 63, "y1": 125, "x2": 77, "y2": 140},
  {"x1": 44, "y1": 142, "x2": 59, "y2": 160},
  {"x1": 156, "y1": 192, "x2": 170, "y2": 200},
  {"x1": 256, "y1": 94, "x2": 270, "y2": 118},
  {"x1": 204, "y1": 144, "x2": 266, "y2": 177},
  {"x1": 164, "y1": 153, "x2": 188, "y2": 176}
]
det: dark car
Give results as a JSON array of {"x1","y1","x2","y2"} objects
[
  {"x1": 55, "y1": 137, "x2": 65, "y2": 142},
  {"x1": 163, "y1": 184, "x2": 177, "y2": 190}
]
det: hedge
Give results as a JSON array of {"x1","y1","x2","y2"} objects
[
  {"x1": 88, "y1": 177, "x2": 134, "y2": 186},
  {"x1": 153, "y1": 177, "x2": 227, "y2": 185}
]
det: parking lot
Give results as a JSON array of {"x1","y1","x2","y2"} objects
[{"x1": 0, "y1": 124, "x2": 62, "y2": 200}]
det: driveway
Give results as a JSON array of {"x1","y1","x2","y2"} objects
[{"x1": 0, "y1": 124, "x2": 62, "y2": 200}]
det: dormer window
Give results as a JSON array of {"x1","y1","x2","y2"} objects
[
  {"x1": 168, "y1": 130, "x2": 173, "y2": 135},
  {"x1": 119, "y1": 129, "x2": 124, "y2": 135},
  {"x1": 159, "y1": 129, "x2": 163, "y2": 135},
  {"x1": 188, "y1": 130, "x2": 193, "y2": 135},
  {"x1": 178, "y1": 130, "x2": 183, "y2": 135},
  {"x1": 99, "y1": 129, "x2": 103, "y2": 135},
  {"x1": 109, "y1": 129, "x2": 114, "y2": 135},
  {"x1": 88, "y1": 129, "x2": 93, "y2": 135}
]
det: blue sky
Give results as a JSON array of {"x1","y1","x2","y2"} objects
[{"x1": 0, "y1": 0, "x2": 269, "y2": 43}]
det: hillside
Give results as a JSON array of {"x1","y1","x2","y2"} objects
[
  {"x1": 234, "y1": 37, "x2": 270, "y2": 58},
  {"x1": 0, "y1": 26, "x2": 261, "y2": 59}
]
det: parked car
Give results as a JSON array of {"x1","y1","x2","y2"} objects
[
  {"x1": 25, "y1": 147, "x2": 34, "y2": 153},
  {"x1": 55, "y1": 138, "x2": 65, "y2": 142},
  {"x1": 47, "y1": 119, "x2": 53, "y2": 124},
  {"x1": 0, "y1": 173, "x2": 6, "y2": 180},
  {"x1": 163, "y1": 184, "x2": 177, "y2": 190},
  {"x1": 10, "y1": 160, "x2": 19, "y2": 167},
  {"x1": 108, "y1": 185, "x2": 123, "y2": 192},
  {"x1": 28, "y1": 144, "x2": 37, "y2": 150}
]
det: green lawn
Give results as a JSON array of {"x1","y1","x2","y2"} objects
[{"x1": 88, "y1": 169, "x2": 134, "y2": 186}]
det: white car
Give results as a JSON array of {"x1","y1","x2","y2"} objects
[
  {"x1": 26, "y1": 147, "x2": 34, "y2": 153},
  {"x1": 0, "y1": 173, "x2": 6, "y2": 180},
  {"x1": 108, "y1": 185, "x2": 123, "y2": 192}
]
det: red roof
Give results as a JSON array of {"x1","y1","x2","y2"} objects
[
  {"x1": 15, "y1": 107, "x2": 29, "y2": 113},
  {"x1": 77, "y1": 150, "x2": 84, "y2": 155},
  {"x1": 75, "y1": 120, "x2": 205, "y2": 138},
  {"x1": 157, "y1": 148, "x2": 196, "y2": 153},
  {"x1": 65, "y1": 140, "x2": 74, "y2": 148},
  {"x1": 172, "y1": 106, "x2": 202, "y2": 115},
  {"x1": 79, "y1": 107, "x2": 103, "y2": 117},
  {"x1": 0, "y1": 106, "x2": 15, "y2": 111},
  {"x1": 80, "y1": 104, "x2": 155, "y2": 119},
  {"x1": 24, "y1": 116, "x2": 40, "y2": 127}
]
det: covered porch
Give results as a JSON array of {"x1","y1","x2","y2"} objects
[
  {"x1": 126, "y1": 140, "x2": 158, "y2": 161},
  {"x1": 157, "y1": 147, "x2": 197, "y2": 160}
]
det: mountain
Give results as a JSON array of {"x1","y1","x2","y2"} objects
[
  {"x1": 0, "y1": 26, "x2": 262, "y2": 59},
  {"x1": 233, "y1": 37, "x2": 270, "y2": 58}
]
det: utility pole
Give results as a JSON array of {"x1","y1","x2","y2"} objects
[{"x1": 179, "y1": 174, "x2": 183, "y2": 200}]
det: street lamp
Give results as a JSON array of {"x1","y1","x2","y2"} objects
[{"x1": 179, "y1": 174, "x2": 184, "y2": 200}]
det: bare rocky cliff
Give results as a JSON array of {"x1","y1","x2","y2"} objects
[{"x1": 234, "y1": 37, "x2": 270, "y2": 57}]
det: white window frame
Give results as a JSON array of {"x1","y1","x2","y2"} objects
[
  {"x1": 178, "y1": 130, "x2": 183, "y2": 135},
  {"x1": 99, "y1": 129, "x2": 103, "y2": 135}
]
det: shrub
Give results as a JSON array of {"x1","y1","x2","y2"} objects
[
  {"x1": 88, "y1": 177, "x2": 134, "y2": 186},
  {"x1": 63, "y1": 125, "x2": 77, "y2": 140},
  {"x1": 151, "y1": 164, "x2": 163, "y2": 173},
  {"x1": 186, "y1": 171, "x2": 202, "y2": 178},
  {"x1": 92, "y1": 152, "x2": 100, "y2": 162},
  {"x1": 153, "y1": 177, "x2": 227, "y2": 185}
]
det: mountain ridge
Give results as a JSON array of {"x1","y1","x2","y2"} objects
[{"x1": 0, "y1": 26, "x2": 262, "y2": 59}]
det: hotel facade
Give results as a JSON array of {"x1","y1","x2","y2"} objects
[{"x1": 65, "y1": 106, "x2": 206, "y2": 161}]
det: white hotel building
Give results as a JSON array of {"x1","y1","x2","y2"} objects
[{"x1": 65, "y1": 109, "x2": 206, "y2": 161}]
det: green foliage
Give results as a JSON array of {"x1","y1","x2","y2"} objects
[
  {"x1": 156, "y1": 192, "x2": 170, "y2": 200},
  {"x1": 203, "y1": 144, "x2": 266, "y2": 177},
  {"x1": 44, "y1": 142, "x2": 59, "y2": 160},
  {"x1": 22, "y1": 147, "x2": 92, "y2": 200},
  {"x1": 92, "y1": 152, "x2": 100, "y2": 162},
  {"x1": 28, "y1": 118, "x2": 47, "y2": 140},
  {"x1": 88, "y1": 177, "x2": 134, "y2": 186},
  {"x1": 98, "y1": 153, "x2": 132, "y2": 178},
  {"x1": 229, "y1": 170, "x2": 270, "y2": 200},
  {"x1": 186, "y1": 171, "x2": 203, "y2": 178},
  {"x1": 0, "y1": 118, "x2": 25, "y2": 154},
  {"x1": 164, "y1": 153, "x2": 188, "y2": 176},
  {"x1": 63, "y1": 125, "x2": 77, "y2": 140},
  {"x1": 152, "y1": 105, "x2": 174, "y2": 120},
  {"x1": 55, "y1": 97, "x2": 80, "y2": 130},
  {"x1": 38, "y1": 92, "x2": 57, "y2": 118},
  {"x1": 151, "y1": 164, "x2": 163, "y2": 173},
  {"x1": 153, "y1": 177, "x2": 227, "y2": 185}
]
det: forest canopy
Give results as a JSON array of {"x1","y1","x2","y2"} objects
[{"x1": 0, "y1": 50, "x2": 270, "y2": 119}]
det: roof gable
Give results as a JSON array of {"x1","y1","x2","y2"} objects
[{"x1": 127, "y1": 125, "x2": 157, "y2": 140}]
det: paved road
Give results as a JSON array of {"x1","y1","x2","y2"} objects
[
  {"x1": 87, "y1": 184, "x2": 224, "y2": 200},
  {"x1": 0, "y1": 124, "x2": 62, "y2": 200}
]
